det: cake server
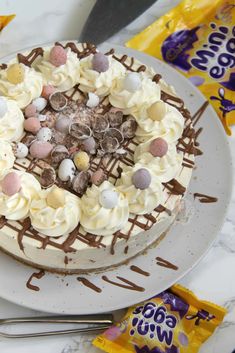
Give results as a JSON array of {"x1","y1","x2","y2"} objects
[
  {"x1": 80, "y1": 0, "x2": 156, "y2": 44},
  {"x1": 0, "y1": 314, "x2": 113, "y2": 338}
]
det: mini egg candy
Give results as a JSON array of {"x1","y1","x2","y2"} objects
[
  {"x1": 58, "y1": 158, "x2": 76, "y2": 181},
  {"x1": 33, "y1": 97, "x2": 47, "y2": 112},
  {"x1": 123, "y1": 72, "x2": 141, "y2": 92},
  {"x1": 132, "y1": 168, "x2": 151, "y2": 190},
  {"x1": 91, "y1": 169, "x2": 105, "y2": 186},
  {"x1": 46, "y1": 187, "x2": 65, "y2": 209},
  {"x1": 82, "y1": 137, "x2": 96, "y2": 154},
  {"x1": 0, "y1": 97, "x2": 8, "y2": 118},
  {"x1": 86, "y1": 92, "x2": 100, "y2": 108},
  {"x1": 24, "y1": 117, "x2": 41, "y2": 134},
  {"x1": 99, "y1": 189, "x2": 119, "y2": 209},
  {"x1": 15, "y1": 142, "x2": 29, "y2": 159},
  {"x1": 24, "y1": 103, "x2": 37, "y2": 118},
  {"x1": 37, "y1": 127, "x2": 52, "y2": 142},
  {"x1": 147, "y1": 101, "x2": 167, "y2": 121},
  {"x1": 38, "y1": 114, "x2": 47, "y2": 122},
  {"x1": 6, "y1": 64, "x2": 25, "y2": 84},
  {"x1": 149, "y1": 137, "x2": 168, "y2": 157},
  {"x1": 1, "y1": 172, "x2": 21, "y2": 196},
  {"x1": 92, "y1": 53, "x2": 109, "y2": 73},
  {"x1": 29, "y1": 141, "x2": 53, "y2": 159},
  {"x1": 49, "y1": 92, "x2": 67, "y2": 111},
  {"x1": 49, "y1": 45, "x2": 67, "y2": 67},
  {"x1": 41, "y1": 85, "x2": 55, "y2": 99},
  {"x1": 55, "y1": 117, "x2": 70, "y2": 133},
  {"x1": 74, "y1": 151, "x2": 89, "y2": 171}
]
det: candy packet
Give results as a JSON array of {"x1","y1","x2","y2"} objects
[
  {"x1": 0, "y1": 15, "x2": 15, "y2": 33},
  {"x1": 126, "y1": 0, "x2": 235, "y2": 135},
  {"x1": 93, "y1": 284, "x2": 226, "y2": 353}
]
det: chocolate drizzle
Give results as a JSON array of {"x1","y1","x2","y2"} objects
[
  {"x1": 0, "y1": 63, "x2": 7, "y2": 70},
  {"x1": 55, "y1": 42, "x2": 96, "y2": 58},
  {"x1": 130, "y1": 265, "x2": 150, "y2": 277},
  {"x1": 156, "y1": 257, "x2": 178, "y2": 270},
  {"x1": 0, "y1": 216, "x2": 7, "y2": 229},
  {"x1": 155, "y1": 205, "x2": 172, "y2": 216},
  {"x1": 192, "y1": 101, "x2": 209, "y2": 127},
  {"x1": 194, "y1": 193, "x2": 218, "y2": 203},
  {"x1": 17, "y1": 48, "x2": 44, "y2": 67},
  {"x1": 102, "y1": 275, "x2": 145, "y2": 292},
  {"x1": 26, "y1": 270, "x2": 45, "y2": 291},
  {"x1": 152, "y1": 74, "x2": 162, "y2": 83},
  {"x1": 163, "y1": 179, "x2": 186, "y2": 196},
  {"x1": 77, "y1": 277, "x2": 102, "y2": 293},
  {"x1": 17, "y1": 218, "x2": 31, "y2": 251}
]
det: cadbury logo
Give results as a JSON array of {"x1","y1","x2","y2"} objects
[{"x1": 191, "y1": 23, "x2": 235, "y2": 79}]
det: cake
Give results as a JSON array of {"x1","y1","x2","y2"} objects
[{"x1": 0, "y1": 42, "x2": 195, "y2": 273}]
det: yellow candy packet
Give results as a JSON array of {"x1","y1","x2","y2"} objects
[
  {"x1": 126, "y1": 0, "x2": 235, "y2": 135},
  {"x1": 0, "y1": 15, "x2": 15, "y2": 32},
  {"x1": 93, "y1": 284, "x2": 226, "y2": 353}
]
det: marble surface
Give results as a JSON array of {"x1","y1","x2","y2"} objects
[{"x1": 0, "y1": 0, "x2": 235, "y2": 352}]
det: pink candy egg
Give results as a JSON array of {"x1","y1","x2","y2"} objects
[
  {"x1": 91, "y1": 169, "x2": 105, "y2": 186},
  {"x1": 41, "y1": 85, "x2": 55, "y2": 99},
  {"x1": 24, "y1": 104, "x2": 37, "y2": 118},
  {"x1": 30, "y1": 141, "x2": 53, "y2": 159},
  {"x1": 149, "y1": 138, "x2": 168, "y2": 158},
  {"x1": 49, "y1": 46, "x2": 67, "y2": 67},
  {"x1": 92, "y1": 53, "x2": 109, "y2": 73},
  {"x1": 132, "y1": 168, "x2": 151, "y2": 190},
  {"x1": 24, "y1": 117, "x2": 41, "y2": 134},
  {"x1": 1, "y1": 172, "x2": 21, "y2": 196}
]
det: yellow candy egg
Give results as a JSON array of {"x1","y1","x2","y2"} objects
[
  {"x1": 74, "y1": 151, "x2": 90, "y2": 171},
  {"x1": 6, "y1": 63, "x2": 25, "y2": 84},
  {"x1": 147, "y1": 101, "x2": 167, "y2": 121},
  {"x1": 46, "y1": 187, "x2": 65, "y2": 209}
]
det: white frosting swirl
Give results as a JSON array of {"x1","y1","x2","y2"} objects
[
  {"x1": 135, "y1": 103, "x2": 184, "y2": 143},
  {"x1": 109, "y1": 72, "x2": 161, "y2": 114},
  {"x1": 78, "y1": 54, "x2": 126, "y2": 96},
  {"x1": 80, "y1": 181, "x2": 129, "y2": 236},
  {"x1": 0, "y1": 171, "x2": 41, "y2": 220},
  {"x1": 116, "y1": 164, "x2": 163, "y2": 215},
  {"x1": 0, "y1": 141, "x2": 15, "y2": 178},
  {"x1": 134, "y1": 139, "x2": 183, "y2": 182},
  {"x1": 29, "y1": 186, "x2": 80, "y2": 237},
  {"x1": 37, "y1": 47, "x2": 80, "y2": 92},
  {"x1": 0, "y1": 97, "x2": 24, "y2": 142},
  {"x1": 0, "y1": 65, "x2": 43, "y2": 109}
]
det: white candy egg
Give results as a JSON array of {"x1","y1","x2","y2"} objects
[
  {"x1": 33, "y1": 97, "x2": 47, "y2": 112},
  {"x1": 15, "y1": 142, "x2": 29, "y2": 159},
  {"x1": 58, "y1": 159, "x2": 76, "y2": 182},
  {"x1": 38, "y1": 114, "x2": 47, "y2": 122},
  {"x1": 86, "y1": 92, "x2": 100, "y2": 108},
  {"x1": 123, "y1": 72, "x2": 141, "y2": 92},
  {"x1": 37, "y1": 127, "x2": 52, "y2": 142},
  {"x1": 99, "y1": 189, "x2": 119, "y2": 209},
  {"x1": 0, "y1": 97, "x2": 8, "y2": 118}
]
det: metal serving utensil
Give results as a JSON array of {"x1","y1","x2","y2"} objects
[{"x1": 0, "y1": 314, "x2": 113, "y2": 338}]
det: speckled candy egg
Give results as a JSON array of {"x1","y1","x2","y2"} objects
[
  {"x1": 149, "y1": 137, "x2": 168, "y2": 157},
  {"x1": 15, "y1": 142, "x2": 29, "y2": 159},
  {"x1": 37, "y1": 127, "x2": 52, "y2": 142},
  {"x1": 0, "y1": 97, "x2": 8, "y2": 119},
  {"x1": 24, "y1": 103, "x2": 37, "y2": 118},
  {"x1": 49, "y1": 46, "x2": 67, "y2": 67},
  {"x1": 123, "y1": 72, "x2": 141, "y2": 92},
  {"x1": 99, "y1": 189, "x2": 119, "y2": 209},
  {"x1": 6, "y1": 64, "x2": 25, "y2": 84},
  {"x1": 74, "y1": 151, "x2": 90, "y2": 171},
  {"x1": 132, "y1": 168, "x2": 151, "y2": 190},
  {"x1": 58, "y1": 159, "x2": 76, "y2": 181},
  {"x1": 147, "y1": 101, "x2": 167, "y2": 121},
  {"x1": 33, "y1": 97, "x2": 47, "y2": 112},
  {"x1": 1, "y1": 172, "x2": 21, "y2": 196},
  {"x1": 41, "y1": 85, "x2": 55, "y2": 99},
  {"x1": 91, "y1": 169, "x2": 105, "y2": 186},
  {"x1": 86, "y1": 92, "x2": 99, "y2": 108},
  {"x1": 92, "y1": 53, "x2": 109, "y2": 73},
  {"x1": 55, "y1": 117, "x2": 70, "y2": 134},
  {"x1": 82, "y1": 137, "x2": 96, "y2": 154},
  {"x1": 24, "y1": 117, "x2": 41, "y2": 134},
  {"x1": 30, "y1": 141, "x2": 53, "y2": 159},
  {"x1": 46, "y1": 187, "x2": 65, "y2": 209}
]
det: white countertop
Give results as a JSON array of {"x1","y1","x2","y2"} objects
[{"x1": 0, "y1": 0, "x2": 235, "y2": 352}]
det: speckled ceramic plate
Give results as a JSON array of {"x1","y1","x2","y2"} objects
[{"x1": 0, "y1": 43, "x2": 232, "y2": 314}]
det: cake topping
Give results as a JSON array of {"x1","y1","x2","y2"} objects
[
  {"x1": 38, "y1": 114, "x2": 47, "y2": 122},
  {"x1": 69, "y1": 122, "x2": 91, "y2": 140},
  {"x1": 91, "y1": 169, "x2": 106, "y2": 186},
  {"x1": 101, "y1": 135, "x2": 119, "y2": 153},
  {"x1": 24, "y1": 103, "x2": 37, "y2": 118},
  {"x1": 121, "y1": 116, "x2": 137, "y2": 138},
  {"x1": 49, "y1": 92, "x2": 67, "y2": 111},
  {"x1": 55, "y1": 117, "x2": 70, "y2": 133},
  {"x1": 107, "y1": 108, "x2": 123, "y2": 127},
  {"x1": 1, "y1": 172, "x2": 21, "y2": 196},
  {"x1": 149, "y1": 137, "x2": 168, "y2": 157},
  {"x1": 104, "y1": 128, "x2": 124, "y2": 144},
  {"x1": 0, "y1": 97, "x2": 25, "y2": 142},
  {"x1": 24, "y1": 117, "x2": 41, "y2": 134},
  {"x1": 41, "y1": 84, "x2": 55, "y2": 99},
  {"x1": 93, "y1": 115, "x2": 109, "y2": 133},
  {"x1": 73, "y1": 151, "x2": 90, "y2": 171},
  {"x1": 123, "y1": 72, "x2": 141, "y2": 92},
  {"x1": 40, "y1": 167, "x2": 56, "y2": 188},
  {"x1": 33, "y1": 97, "x2": 47, "y2": 112},
  {"x1": 49, "y1": 45, "x2": 67, "y2": 67},
  {"x1": 86, "y1": 92, "x2": 100, "y2": 108},
  {"x1": 92, "y1": 53, "x2": 109, "y2": 73},
  {"x1": 29, "y1": 140, "x2": 53, "y2": 158},
  {"x1": 58, "y1": 158, "x2": 76, "y2": 181},
  {"x1": 36, "y1": 127, "x2": 52, "y2": 142},
  {"x1": 0, "y1": 141, "x2": 15, "y2": 178},
  {"x1": 72, "y1": 171, "x2": 90, "y2": 194},
  {"x1": 6, "y1": 64, "x2": 25, "y2": 84},
  {"x1": 99, "y1": 189, "x2": 119, "y2": 209},
  {"x1": 147, "y1": 101, "x2": 166, "y2": 121},
  {"x1": 0, "y1": 97, "x2": 8, "y2": 118},
  {"x1": 51, "y1": 145, "x2": 69, "y2": 166},
  {"x1": 132, "y1": 168, "x2": 151, "y2": 190},
  {"x1": 46, "y1": 186, "x2": 66, "y2": 208},
  {"x1": 15, "y1": 142, "x2": 29, "y2": 159},
  {"x1": 81, "y1": 136, "x2": 96, "y2": 154}
]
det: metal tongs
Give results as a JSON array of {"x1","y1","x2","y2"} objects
[{"x1": 0, "y1": 314, "x2": 113, "y2": 338}]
